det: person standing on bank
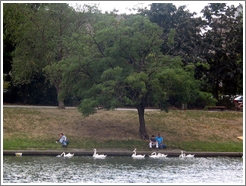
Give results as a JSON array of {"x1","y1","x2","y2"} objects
[
  {"x1": 56, "y1": 133, "x2": 69, "y2": 147},
  {"x1": 155, "y1": 133, "x2": 166, "y2": 148}
]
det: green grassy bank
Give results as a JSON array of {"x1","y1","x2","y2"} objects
[{"x1": 3, "y1": 107, "x2": 243, "y2": 152}]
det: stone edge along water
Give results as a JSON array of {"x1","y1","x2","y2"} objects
[{"x1": 3, "y1": 150, "x2": 243, "y2": 157}]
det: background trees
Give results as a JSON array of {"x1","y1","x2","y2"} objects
[
  {"x1": 3, "y1": 2, "x2": 243, "y2": 139},
  {"x1": 139, "y1": 3, "x2": 207, "y2": 65},
  {"x1": 138, "y1": 3, "x2": 210, "y2": 107},
  {"x1": 201, "y1": 3, "x2": 243, "y2": 101},
  {"x1": 139, "y1": 3, "x2": 243, "y2": 107},
  {"x1": 4, "y1": 3, "x2": 88, "y2": 108}
]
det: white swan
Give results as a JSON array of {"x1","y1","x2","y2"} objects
[
  {"x1": 149, "y1": 152, "x2": 159, "y2": 158},
  {"x1": 186, "y1": 154, "x2": 195, "y2": 158},
  {"x1": 132, "y1": 148, "x2": 145, "y2": 158},
  {"x1": 157, "y1": 152, "x2": 168, "y2": 158},
  {"x1": 57, "y1": 152, "x2": 74, "y2": 157},
  {"x1": 93, "y1": 148, "x2": 107, "y2": 159},
  {"x1": 179, "y1": 151, "x2": 186, "y2": 158},
  {"x1": 149, "y1": 152, "x2": 168, "y2": 158},
  {"x1": 179, "y1": 151, "x2": 195, "y2": 158}
]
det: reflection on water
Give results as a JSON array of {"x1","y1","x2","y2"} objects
[{"x1": 3, "y1": 156, "x2": 243, "y2": 184}]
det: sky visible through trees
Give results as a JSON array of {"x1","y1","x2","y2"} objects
[{"x1": 69, "y1": 1, "x2": 243, "y2": 15}]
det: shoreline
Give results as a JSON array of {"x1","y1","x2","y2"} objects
[{"x1": 3, "y1": 150, "x2": 243, "y2": 157}]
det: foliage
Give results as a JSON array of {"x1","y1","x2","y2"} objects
[
  {"x1": 3, "y1": 75, "x2": 58, "y2": 105},
  {"x1": 140, "y1": 3, "x2": 243, "y2": 103},
  {"x1": 200, "y1": 3, "x2": 243, "y2": 98},
  {"x1": 61, "y1": 14, "x2": 215, "y2": 139},
  {"x1": 3, "y1": 3, "x2": 242, "y2": 108},
  {"x1": 138, "y1": 3, "x2": 213, "y2": 108},
  {"x1": 139, "y1": 3, "x2": 206, "y2": 65},
  {"x1": 3, "y1": 3, "x2": 93, "y2": 108}
]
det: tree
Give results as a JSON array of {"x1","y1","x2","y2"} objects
[
  {"x1": 201, "y1": 3, "x2": 243, "y2": 99},
  {"x1": 138, "y1": 3, "x2": 212, "y2": 108},
  {"x1": 4, "y1": 3, "x2": 89, "y2": 108},
  {"x1": 61, "y1": 14, "x2": 215, "y2": 139},
  {"x1": 139, "y1": 3, "x2": 207, "y2": 65},
  {"x1": 3, "y1": 3, "x2": 17, "y2": 95}
]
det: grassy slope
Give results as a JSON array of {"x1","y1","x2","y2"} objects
[{"x1": 3, "y1": 107, "x2": 243, "y2": 152}]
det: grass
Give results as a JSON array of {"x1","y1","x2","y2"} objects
[{"x1": 3, "y1": 107, "x2": 243, "y2": 152}]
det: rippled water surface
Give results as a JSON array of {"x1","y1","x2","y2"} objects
[{"x1": 3, "y1": 156, "x2": 244, "y2": 184}]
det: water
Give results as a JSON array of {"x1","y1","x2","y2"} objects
[{"x1": 3, "y1": 156, "x2": 244, "y2": 184}]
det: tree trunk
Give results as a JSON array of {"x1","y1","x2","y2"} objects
[
  {"x1": 215, "y1": 79, "x2": 219, "y2": 103},
  {"x1": 23, "y1": 84, "x2": 29, "y2": 104},
  {"x1": 137, "y1": 104, "x2": 149, "y2": 140},
  {"x1": 58, "y1": 100, "x2": 65, "y2": 109},
  {"x1": 56, "y1": 85, "x2": 65, "y2": 109}
]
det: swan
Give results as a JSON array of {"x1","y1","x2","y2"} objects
[
  {"x1": 186, "y1": 154, "x2": 195, "y2": 158},
  {"x1": 62, "y1": 152, "x2": 74, "y2": 157},
  {"x1": 149, "y1": 152, "x2": 159, "y2": 158},
  {"x1": 179, "y1": 151, "x2": 195, "y2": 158},
  {"x1": 132, "y1": 148, "x2": 145, "y2": 158},
  {"x1": 157, "y1": 152, "x2": 168, "y2": 158},
  {"x1": 57, "y1": 152, "x2": 74, "y2": 157},
  {"x1": 93, "y1": 148, "x2": 107, "y2": 159},
  {"x1": 179, "y1": 151, "x2": 186, "y2": 158},
  {"x1": 56, "y1": 152, "x2": 64, "y2": 157}
]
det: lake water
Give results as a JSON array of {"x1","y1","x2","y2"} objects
[{"x1": 2, "y1": 156, "x2": 244, "y2": 184}]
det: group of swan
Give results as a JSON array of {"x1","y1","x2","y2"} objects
[
  {"x1": 56, "y1": 152, "x2": 74, "y2": 157},
  {"x1": 179, "y1": 151, "x2": 195, "y2": 158},
  {"x1": 56, "y1": 149, "x2": 195, "y2": 159},
  {"x1": 56, "y1": 149, "x2": 107, "y2": 159},
  {"x1": 149, "y1": 152, "x2": 168, "y2": 158}
]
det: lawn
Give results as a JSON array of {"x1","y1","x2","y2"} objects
[{"x1": 3, "y1": 107, "x2": 243, "y2": 152}]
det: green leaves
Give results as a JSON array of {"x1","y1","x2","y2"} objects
[
  {"x1": 125, "y1": 72, "x2": 148, "y2": 97},
  {"x1": 201, "y1": 3, "x2": 243, "y2": 97},
  {"x1": 167, "y1": 28, "x2": 176, "y2": 46},
  {"x1": 60, "y1": 12, "x2": 216, "y2": 115},
  {"x1": 78, "y1": 98, "x2": 99, "y2": 117},
  {"x1": 5, "y1": 3, "x2": 225, "y2": 112},
  {"x1": 101, "y1": 67, "x2": 123, "y2": 81}
]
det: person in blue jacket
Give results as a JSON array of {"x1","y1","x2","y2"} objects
[
  {"x1": 155, "y1": 133, "x2": 166, "y2": 149},
  {"x1": 56, "y1": 133, "x2": 69, "y2": 147}
]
